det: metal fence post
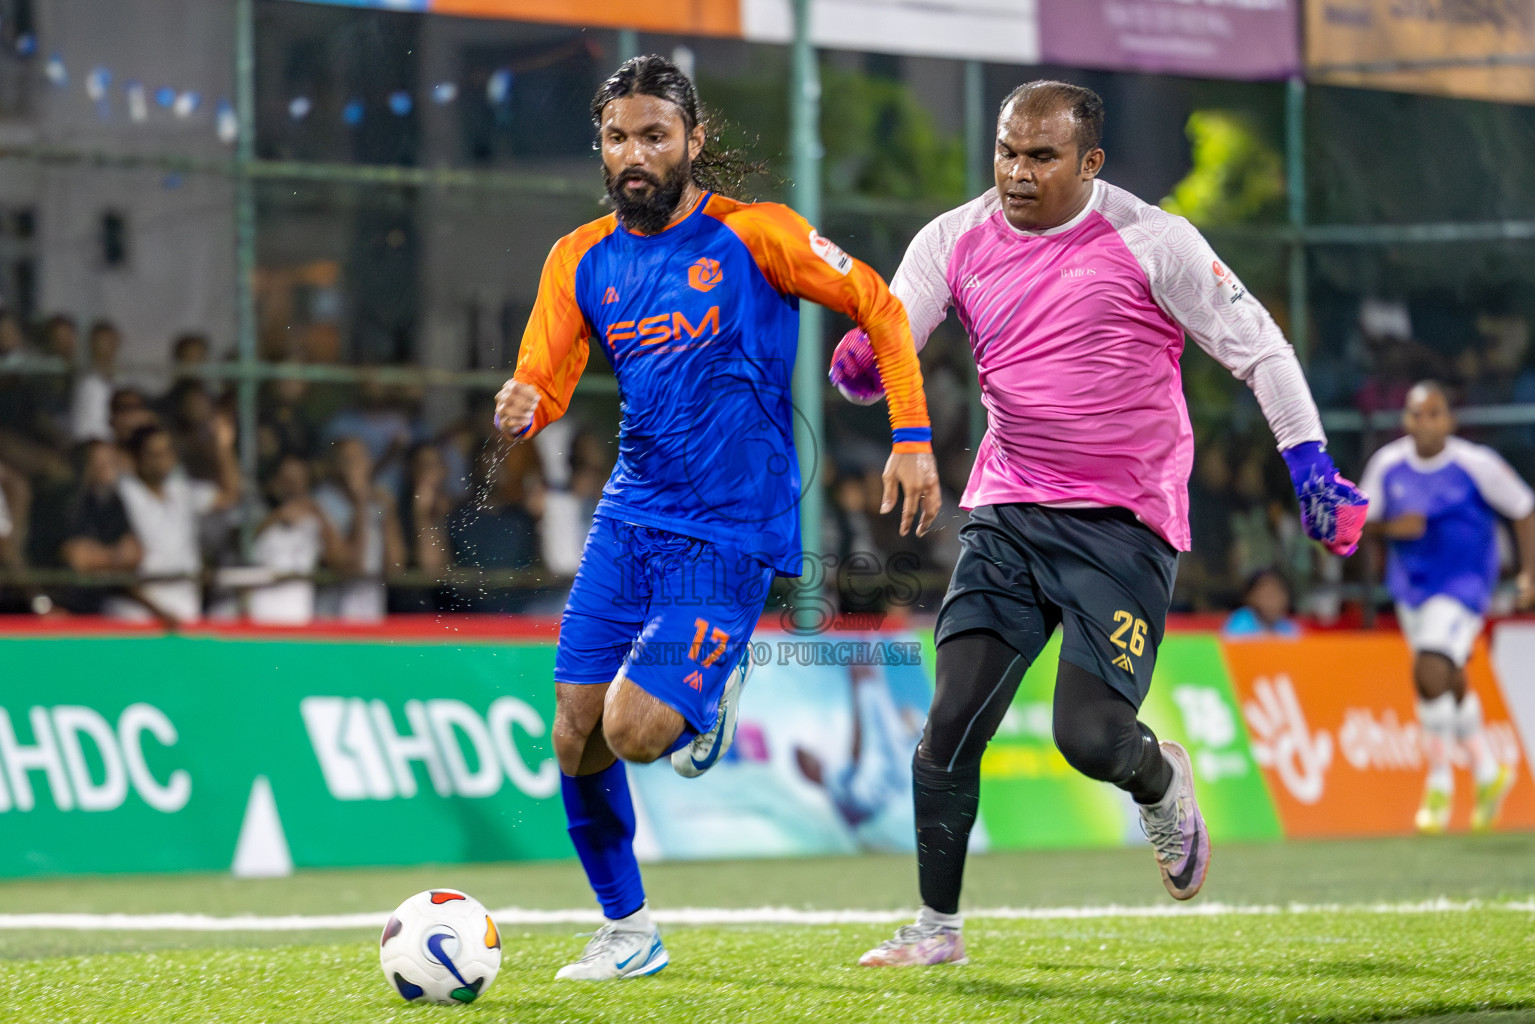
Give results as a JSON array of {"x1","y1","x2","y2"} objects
[
  {"x1": 791, "y1": 0, "x2": 824, "y2": 578},
  {"x1": 234, "y1": 0, "x2": 259, "y2": 556}
]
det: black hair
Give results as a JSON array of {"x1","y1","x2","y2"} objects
[
  {"x1": 109, "y1": 386, "x2": 146, "y2": 414},
  {"x1": 1243, "y1": 567, "x2": 1289, "y2": 599},
  {"x1": 172, "y1": 332, "x2": 210, "y2": 360},
  {"x1": 125, "y1": 423, "x2": 170, "y2": 461},
  {"x1": 1000, "y1": 80, "x2": 1106, "y2": 165},
  {"x1": 590, "y1": 54, "x2": 765, "y2": 200}
]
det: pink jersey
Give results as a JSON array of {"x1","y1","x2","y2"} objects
[{"x1": 892, "y1": 180, "x2": 1324, "y2": 551}]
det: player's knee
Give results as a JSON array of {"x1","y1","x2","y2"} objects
[
  {"x1": 602, "y1": 716, "x2": 669, "y2": 764},
  {"x1": 1413, "y1": 651, "x2": 1458, "y2": 699},
  {"x1": 1053, "y1": 705, "x2": 1139, "y2": 785},
  {"x1": 912, "y1": 743, "x2": 980, "y2": 788},
  {"x1": 552, "y1": 712, "x2": 597, "y2": 772}
]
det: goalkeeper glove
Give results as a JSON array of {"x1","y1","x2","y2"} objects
[{"x1": 1280, "y1": 441, "x2": 1369, "y2": 557}]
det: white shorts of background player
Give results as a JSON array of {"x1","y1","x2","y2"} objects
[{"x1": 1396, "y1": 594, "x2": 1483, "y2": 668}]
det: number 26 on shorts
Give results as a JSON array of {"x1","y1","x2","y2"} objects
[{"x1": 1110, "y1": 610, "x2": 1147, "y2": 657}]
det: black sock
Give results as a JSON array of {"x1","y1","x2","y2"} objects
[
  {"x1": 913, "y1": 753, "x2": 981, "y2": 917},
  {"x1": 1125, "y1": 724, "x2": 1173, "y2": 805},
  {"x1": 914, "y1": 629, "x2": 1033, "y2": 916}
]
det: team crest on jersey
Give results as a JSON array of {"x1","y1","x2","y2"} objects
[
  {"x1": 1212, "y1": 260, "x2": 1248, "y2": 305},
  {"x1": 809, "y1": 230, "x2": 853, "y2": 276},
  {"x1": 688, "y1": 257, "x2": 723, "y2": 292}
]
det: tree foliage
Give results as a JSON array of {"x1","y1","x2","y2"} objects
[{"x1": 1160, "y1": 109, "x2": 1285, "y2": 226}]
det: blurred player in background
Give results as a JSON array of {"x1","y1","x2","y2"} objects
[
  {"x1": 1360, "y1": 381, "x2": 1535, "y2": 833},
  {"x1": 831, "y1": 80, "x2": 1368, "y2": 966},
  {"x1": 494, "y1": 55, "x2": 941, "y2": 982}
]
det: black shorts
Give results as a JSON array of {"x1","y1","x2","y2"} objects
[{"x1": 934, "y1": 503, "x2": 1179, "y2": 707}]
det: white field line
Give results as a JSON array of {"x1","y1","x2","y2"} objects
[{"x1": 0, "y1": 898, "x2": 1530, "y2": 932}]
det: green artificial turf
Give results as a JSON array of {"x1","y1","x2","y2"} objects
[
  {"x1": 6, "y1": 912, "x2": 1535, "y2": 1024},
  {"x1": 0, "y1": 835, "x2": 1532, "y2": 1022}
]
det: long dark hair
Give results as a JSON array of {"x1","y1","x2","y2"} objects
[{"x1": 590, "y1": 54, "x2": 766, "y2": 201}]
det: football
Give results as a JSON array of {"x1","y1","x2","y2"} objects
[{"x1": 379, "y1": 888, "x2": 503, "y2": 1005}]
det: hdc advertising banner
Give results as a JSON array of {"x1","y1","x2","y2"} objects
[
  {"x1": 1222, "y1": 634, "x2": 1535, "y2": 836},
  {"x1": 0, "y1": 636, "x2": 569, "y2": 876}
]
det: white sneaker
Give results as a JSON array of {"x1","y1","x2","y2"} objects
[
  {"x1": 671, "y1": 651, "x2": 752, "y2": 778},
  {"x1": 554, "y1": 922, "x2": 668, "y2": 981}
]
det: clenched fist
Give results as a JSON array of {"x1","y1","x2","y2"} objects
[{"x1": 494, "y1": 378, "x2": 541, "y2": 440}]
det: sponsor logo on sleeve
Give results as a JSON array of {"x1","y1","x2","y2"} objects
[
  {"x1": 809, "y1": 230, "x2": 853, "y2": 276},
  {"x1": 1212, "y1": 260, "x2": 1248, "y2": 305}
]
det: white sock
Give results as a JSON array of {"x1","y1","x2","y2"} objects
[
  {"x1": 917, "y1": 906, "x2": 963, "y2": 931},
  {"x1": 1142, "y1": 756, "x2": 1183, "y2": 817},
  {"x1": 1455, "y1": 692, "x2": 1501, "y2": 787},
  {"x1": 610, "y1": 903, "x2": 652, "y2": 933},
  {"x1": 1418, "y1": 693, "x2": 1456, "y2": 795}
]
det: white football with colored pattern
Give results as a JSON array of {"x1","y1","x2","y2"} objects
[{"x1": 379, "y1": 888, "x2": 503, "y2": 1005}]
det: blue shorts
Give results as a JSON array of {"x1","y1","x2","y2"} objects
[{"x1": 554, "y1": 516, "x2": 774, "y2": 732}]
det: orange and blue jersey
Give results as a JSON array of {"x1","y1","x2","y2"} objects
[{"x1": 513, "y1": 192, "x2": 932, "y2": 575}]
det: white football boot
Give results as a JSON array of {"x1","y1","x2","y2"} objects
[
  {"x1": 671, "y1": 650, "x2": 752, "y2": 778},
  {"x1": 555, "y1": 921, "x2": 668, "y2": 981}
]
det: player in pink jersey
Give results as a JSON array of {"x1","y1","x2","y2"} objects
[{"x1": 837, "y1": 81, "x2": 1369, "y2": 967}]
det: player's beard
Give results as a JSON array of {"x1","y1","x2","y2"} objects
[{"x1": 605, "y1": 157, "x2": 691, "y2": 235}]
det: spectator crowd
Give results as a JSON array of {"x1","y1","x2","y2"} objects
[
  {"x1": 0, "y1": 313, "x2": 607, "y2": 625},
  {"x1": 2, "y1": 297, "x2": 1532, "y2": 628}
]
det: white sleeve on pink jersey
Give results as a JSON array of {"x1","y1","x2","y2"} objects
[
  {"x1": 889, "y1": 192, "x2": 997, "y2": 352},
  {"x1": 1097, "y1": 183, "x2": 1326, "y2": 453}
]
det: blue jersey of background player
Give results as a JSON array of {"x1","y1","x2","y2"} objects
[
  {"x1": 1360, "y1": 380, "x2": 1535, "y2": 834},
  {"x1": 493, "y1": 55, "x2": 941, "y2": 982}
]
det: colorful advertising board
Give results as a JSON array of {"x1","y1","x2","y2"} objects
[
  {"x1": 1039, "y1": 0, "x2": 1300, "y2": 80},
  {"x1": 629, "y1": 633, "x2": 934, "y2": 859},
  {"x1": 1307, "y1": 0, "x2": 1535, "y2": 104},
  {"x1": 977, "y1": 633, "x2": 1282, "y2": 849},
  {"x1": 1222, "y1": 634, "x2": 1535, "y2": 836},
  {"x1": 291, "y1": 0, "x2": 1037, "y2": 60},
  {"x1": 2, "y1": 624, "x2": 1532, "y2": 878},
  {"x1": 291, "y1": 0, "x2": 741, "y2": 35}
]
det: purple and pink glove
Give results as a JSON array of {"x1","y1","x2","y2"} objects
[
  {"x1": 829, "y1": 328, "x2": 885, "y2": 405},
  {"x1": 1281, "y1": 441, "x2": 1369, "y2": 556}
]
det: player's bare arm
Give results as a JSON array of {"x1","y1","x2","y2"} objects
[
  {"x1": 1512, "y1": 512, "x2": 1535, "y2": 608},
  {"x1": 1363, "y1": 513, "x2": 1427, "y2": 542}
]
